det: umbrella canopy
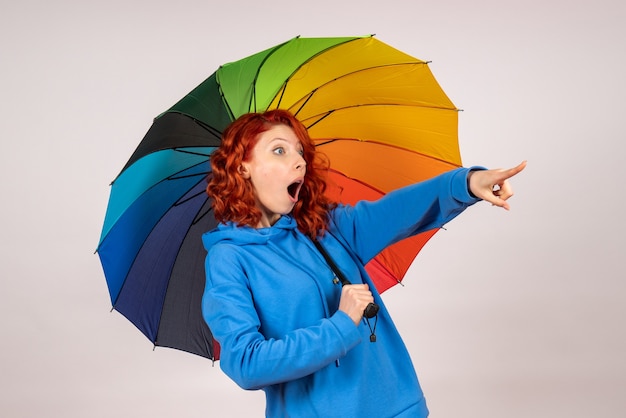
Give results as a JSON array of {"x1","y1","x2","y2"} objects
[{"x1": 96, "y1": 35, "x2": 461, "y2": 360}]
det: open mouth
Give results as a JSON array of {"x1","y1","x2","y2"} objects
[{"x1": 287, "y1": 180, "x2": 303, "y2": 201}]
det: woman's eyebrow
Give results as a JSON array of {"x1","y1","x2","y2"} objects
[{"x1": 268, "y1": 137, "x2": 298, "y2": 146}]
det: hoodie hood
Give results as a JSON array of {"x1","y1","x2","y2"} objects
[{"x1": 202, "y1": 215, "x2": 298, "y2": 250}]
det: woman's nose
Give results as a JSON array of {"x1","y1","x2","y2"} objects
[{"x1": 295, "y1": 154, "x2": 306, "y2": 170}]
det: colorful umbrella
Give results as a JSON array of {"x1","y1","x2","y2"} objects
[{"x1": 96, "y1": 35, "x2": 461, "y2": 360}]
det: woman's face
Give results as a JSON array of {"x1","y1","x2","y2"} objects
[{"x1": 240, "y1": 124, "x2": 307, "y2": 228}]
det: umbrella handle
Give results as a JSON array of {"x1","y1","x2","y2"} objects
[{"x1": 363, "y1": 302, "x2": 379, "y2": 319}]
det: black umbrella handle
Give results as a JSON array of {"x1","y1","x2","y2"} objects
[
  {"x1": 312, "y1": 240, "x2": 380, "y2": 319},
  {"x1": 363, "y1": 302, "x2": 379, "y2": 319}
]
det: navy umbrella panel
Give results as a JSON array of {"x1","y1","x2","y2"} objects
[{"x1": 154, "y1": 191, "x2": 219, "y2": 359}]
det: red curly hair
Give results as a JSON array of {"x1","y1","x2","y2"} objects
[{"x1": 207, "y1": 109, "x2": 336, "y2": 239}]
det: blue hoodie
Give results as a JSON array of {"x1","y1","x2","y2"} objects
[{"x1": 202, "y1": 168, "x2": 480, "y2": 417}]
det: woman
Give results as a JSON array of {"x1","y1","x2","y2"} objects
[{"x1": 202, "y1": 109, "x2": 526, "y2": 417}]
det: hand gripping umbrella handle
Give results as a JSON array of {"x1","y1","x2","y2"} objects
[{"x1": 312, "y1": 240, "x2": 380, "y2": 319}]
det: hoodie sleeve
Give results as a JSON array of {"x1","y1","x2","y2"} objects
[
  {"x1": 201, "y1": 243, "x2": 361, "y2": 390},
  {"x1": 331, "y1": 167, "x2": 482, "y2": 264}
]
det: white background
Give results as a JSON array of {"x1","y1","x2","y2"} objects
[{"x1": 2, "y1": 0, "x2": 625, "y2": 416}]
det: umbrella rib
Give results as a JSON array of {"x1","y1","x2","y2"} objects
[
  {"x1": 314, "y1": 137, "x2": 340, "y2": 146},
  {"x1": 328, "y1": 167, "x2": 386, "y2": 196},
  {"x1": 304, "y1": 110, "x2": 334, "y2": 130},
  {"x1": 173, "y1": 148, "x2": 213, "y2": 158},
  {"x1": 292, "y1": 89, "x2": 316, "y2": 118},
  {"x1": 274, "y1": 84, "x2": 288, "y2": 112},
  {"x1": 191, "y1": 116, "x2": 224, "y2": 139},
  {"x1": 301, "y1": 102, "x2": 459, "y2": 129},
  {"x1": 168, "y1": 171, "x2": 209, "y2": 181},
  {"x1": 173, "y1": 189, "x2": 206, "y2": 207},
  {"x1": 191, "y1": 173, "x2": 214, "y2": 226},
  {"x1": 216, "y1": 71, "x2": 236, "y2": 121},
  {"x1": 192, "y1": 204, "x2": 213, "y2": 226},
  {"x1": 314, "y1": 137, "x2": 462, "y2": 168}
]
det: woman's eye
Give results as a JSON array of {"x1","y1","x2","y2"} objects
[{"x1": 273, "y1": 147, "x2": 285, "y2": 155}]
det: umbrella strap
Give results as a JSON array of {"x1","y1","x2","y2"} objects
[
  {"x1": 312, "y1": 239, "x2": 378, "y2": 343},
  {"x1": 365, "y1": 314, "x2": 378, "y2": 343}
]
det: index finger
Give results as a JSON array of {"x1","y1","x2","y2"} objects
[{"x1": 498, "y1": 160, "x2": 527, "y2": 181}]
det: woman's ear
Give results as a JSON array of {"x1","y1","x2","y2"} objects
[{"x1": 238, "y1": 163, "x2": 251, "y2": 179}]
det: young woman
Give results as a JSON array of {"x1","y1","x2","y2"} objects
[{"x1": 202, "y1": 109, "x2": 526, "y2": 417}]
